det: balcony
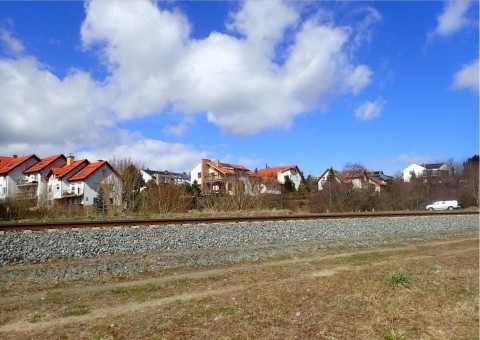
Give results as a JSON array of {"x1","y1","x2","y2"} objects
[
  {"x1": 17, "y1": 179, "x2": 38, "y2": 187},
  {"x1": 206, "y1": 174, "x2": 226, "y2": 182},
  {"x1": 62, "y1": 190, "x2": 83, "y2": 197},
  {"x1": 16, "y1": 192, "x2": 37, "y2": 199}
]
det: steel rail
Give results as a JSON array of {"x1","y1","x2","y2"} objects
[{"x1": 0, "y1": 211, "x2": 477, "y2": 232}]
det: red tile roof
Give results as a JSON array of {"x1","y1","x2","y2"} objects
[
  {"x1": 46, "y1": 160, "x2": 90, "y2": 180},
  {"x1": 207, "y1": 161, "x2": 250, "y2": 175},
  {"x1": 257, "y1": 165, "x2": 299, "y2": 179},
  {"x1": 24, "y1": 154, "x2": 66, "y2": 173},
  {"x1": 68, "y1": 161, "x2": 111, "y2": 181},
  {"x1": 0, "y1": 154, "x2": 40, "y2": 175}
]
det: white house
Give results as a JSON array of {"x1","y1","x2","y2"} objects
[
  {"x1": 256, "y1": 165, "x2": 303, "y2": 194},
  {"x1": 0, "y1": 154, "x2": 40, "y2": 202},
  {"x1": 141, "y1": 169, "x2": 189, "y2": 186},
  {"x1": 190, "y1": 159, "x2": 253, "y2": 195},
  {"x1": 67, "y1": 160, "x2": 122, "y2": 206},
  {"x1": 20, "y1": 154, "x2": 67, "y2": 207},
  {"x1": 317, "y1": 168, "x2": 387, "y2": 193},
  {"x1": 402, "y1": 163, "x2": 453, "y2": 182},
  {"x1": 45, "y1": 156, "x2": 90, "y2": 205}
]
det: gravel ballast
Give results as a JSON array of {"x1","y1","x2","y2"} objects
[{"x1": 1, "y1": 215, "x2": 477, "y2": 266}]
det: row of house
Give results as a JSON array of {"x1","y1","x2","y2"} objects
[
  {"x1": 186, "y1": 158, "x2": 454, "y2": 196},
  {"x1": 0, "y1": 152, "x2": 455, "y2": 206},
  {"x1": 0, "y1": 154, "x2": 121, "y2": 207}
]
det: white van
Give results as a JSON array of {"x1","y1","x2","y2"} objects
[{"x1": 426, "y1": 200, "x2": 460, "y2": 211}]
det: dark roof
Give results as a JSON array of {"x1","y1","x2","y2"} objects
[
  {"x1": 143, "y1": 169, "x2": 189, "y2": 180},
  {"x1": 423, "y1": 163, "x2": 447, "y2": 170}
]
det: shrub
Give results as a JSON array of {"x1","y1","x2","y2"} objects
[{"x1": 384, "y1": 271, "x2": 412, "y2": 289}]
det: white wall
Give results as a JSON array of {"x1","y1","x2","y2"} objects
[
  {"x1": 402, "y1": 163, "x2": 425, "y2": 182},
  {"x1": 80, "y1": 165, "x2": 122, "y2": 206},
  {"x1": 190, "y1": 163, "x2": 202, "y2": 185},
  {"x1": 278, "y1": 168, "x2": 302, "y2": 189},
  {"x1": 0, "y1": 157, "x2": 39, "y2": 201}
]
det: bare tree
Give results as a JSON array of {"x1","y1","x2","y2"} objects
[{"x1": 109, "y1": 157, "x2": 145, "y2": 212}]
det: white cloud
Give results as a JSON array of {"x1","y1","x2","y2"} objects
[
  {"x1": 81, "y1": 0, "x2": 374, "y2": 135},
  {"x1": 0, "y1": 29, "x2": 24, "y2": 55},
  {"x1": 452, "y1": 58, "x2": 479, "y2": 94},
  {"x1": 77, "y1": 139, "x2": 206, "y2": 172},
  {"x1": 0, "y1": 0, "x2": 377, "y2": 170},
  {"x1": 431, "y1": 0, "x2": 471, "y2": 37},
  {"x1": 354, "y1": 97, "x2": 385, "y2": 121}
]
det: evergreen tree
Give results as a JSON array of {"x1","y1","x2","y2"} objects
[{"x1": 283, "y1": 176, "x2": 296, "y2": 193}]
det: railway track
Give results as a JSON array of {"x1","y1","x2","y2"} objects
[{"x1": 0, "y1": 210, "x2": 477, "y2": 232}]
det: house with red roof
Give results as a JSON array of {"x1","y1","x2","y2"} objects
[
  {"x1": 67, "y1": 160, "x2": 122, "y2": 206},
  {"x1": 317, "y1": 168, "x2": 388, "y2": 193},
  {"x1": 0, "y1": 154, "x2": 41, "y2": 202},
  {"x1": 256, "y1": 165, "x2": 303, "y2": 194},
  {"x1": 45, "y1": 155, "x2": 90, "y2": 205},
  {"x1": 190, "y1": 159, "x2": 253, "y2": 195},
  {"x1": 19, "y1": 154, "x2": 67, "y2": 206}
]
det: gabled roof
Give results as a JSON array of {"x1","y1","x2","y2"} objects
[
  {"x1": 257, "y1": 165, "x2": 299, "y2": 179},
  {"x1": 319, "y1": 168, "x2": 349, "y2": 184},
  {"x1": 0, "y1": 154, "x2": 40, "y2": 175},
  {"x1": 423, "y1": 163, "x2": 447, "y2": 170},
  {"x1": 24, "y1": 154, "x2": 66, "y2": 173},
  {"x1": 46, "y1": 159, "x2": 90, "y2": 180},
  {"x1": 68, "y1": 160, "x2": 111, "y2": 181},
  {"x1": 142, "y1": 169, "x2": 189, "y2": 180},
  {"x1": 367, "y1": 174, "x2": 387, "y2": 187},
  {"x1": 207, "y1": 161, "x2": 250, "y2": 175}
]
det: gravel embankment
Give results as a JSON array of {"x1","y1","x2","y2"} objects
[
  {"x1": 0, "y1": 215, "x2": 477, "y2": 285},
  {"x1": 1, "y1": 215, "x2": 477, "y2": 266}
]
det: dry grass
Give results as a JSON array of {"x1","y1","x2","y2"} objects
[{"x1": 0, "y1": 233, "x2": 478, "y2": 339}]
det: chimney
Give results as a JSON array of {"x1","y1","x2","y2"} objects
[
  {"x1": 215, "y1": 159, "x2": 220, "y2": 166},
  {"x1": 12, "y1": 155, "x2": 17, "y2": 158},
  {"x1": 67, "y1": 154, "x2": 75, "y2": 166}
]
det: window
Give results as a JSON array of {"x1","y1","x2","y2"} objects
[
  {"x1": 56, "y1": 185, "x2": 60, "y2": 192},
  {"x1": 197, "y1": 172, "x2": 201, "y2": 179}
]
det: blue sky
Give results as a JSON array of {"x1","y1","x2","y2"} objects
[{"x1": 0, "y1": 0, "x2": 478, "y2": 177}]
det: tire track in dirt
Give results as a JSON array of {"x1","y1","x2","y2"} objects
[
  {"x1": 0, "y1": 237, "x2": 477, "y2": 335},
  {"x1": 0, "y1": 237, "x2": 476, "y2": 306}
]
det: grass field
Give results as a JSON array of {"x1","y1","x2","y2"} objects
[{"x1": 0, "y1": 232, "x2": 478, "y2": 339}]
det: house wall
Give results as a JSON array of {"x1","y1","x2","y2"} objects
[
  {"x1": 140, "y1": 170, "x2": 154, "y2": 185},
  {"x1": 190, "y1": 163, "x2": 202, "y2": 186},
  {"x1": 317, "y1": 172, "x2": 341, "y2": 191},
  {"x1": 0, "y1": 158, "x2": 39, "y2": 201},
  {"x1": 278, "y1": 169, "x2": 302, "y2": 189},
  {"x1": 47, "y1": 163, "x2": 89, "y2": 203},
  {"x1": 81, "y1": 165, "x2": 122, "y2": 206},
  {"x1": 260, "y1": 183, "x2": 281, "y2": 195},
  {"x1": 402, "y1": 163, "x2": 425, "y2": 182},
  {"x1": 34, "y1": 158, "x2": 67, "y2": 206}
]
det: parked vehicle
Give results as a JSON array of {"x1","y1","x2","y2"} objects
[{"x1": 426, "y1": 200, "x2": 460, "y2": 211}]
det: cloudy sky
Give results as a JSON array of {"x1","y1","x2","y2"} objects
[{"x1": 0, "y1": 0, "x2": 478, "y2": 176}]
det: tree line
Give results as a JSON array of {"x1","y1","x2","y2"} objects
[{"x1": 0, "y1": 155, "x2": 478, "y2": 220}]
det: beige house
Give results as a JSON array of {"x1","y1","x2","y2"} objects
[{"x1": 190, "y1": 159, "x2": 253, "y2": 195}]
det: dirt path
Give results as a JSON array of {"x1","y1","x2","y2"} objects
[{"x1": 1, "y1": 236, "x2": 477, "y2": 335}]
